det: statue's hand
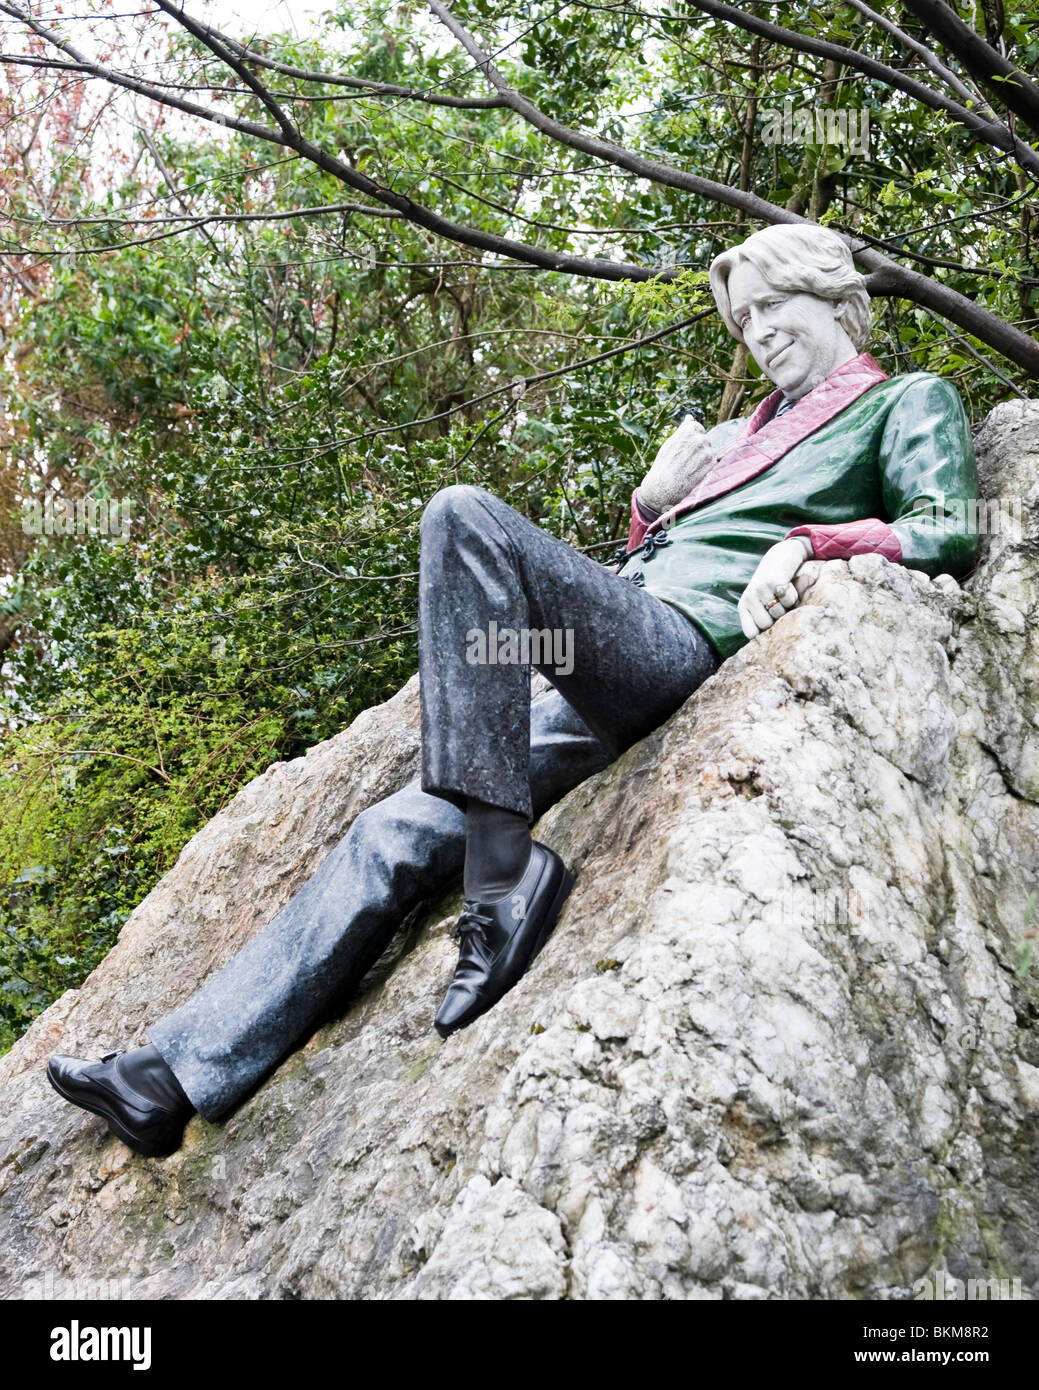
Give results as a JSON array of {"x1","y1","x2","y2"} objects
[
  {"x1": 637, "y1": 414, "x2": 715, "y2": 515},
  {"x1": 738, "y1": 538, "x2": 815, "y2": 639}
]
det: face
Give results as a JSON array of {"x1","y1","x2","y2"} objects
[{"x1": 726, "y1": 259, "x2": 857, "y2": 400}]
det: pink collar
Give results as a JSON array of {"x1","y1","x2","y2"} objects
[{"x1": 647, "y1": 351, "x2": 889, "y2": 533}]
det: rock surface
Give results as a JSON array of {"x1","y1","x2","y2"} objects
[{"x1": 1, "y1": 403, "x2": 1038, "y2": 1301}]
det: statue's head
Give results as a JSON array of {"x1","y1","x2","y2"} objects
[{"x1": 709, "y1": 224, "x2": 872, "y2": 400}]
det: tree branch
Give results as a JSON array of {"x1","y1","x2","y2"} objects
[
  {"x1": 0, "y1": 1, "x2": 659, "y2": 283},
  {"x1": 3, "y1": 1, "x2": 1037, "y2": 376},
  {"x1": 428, "y1": 0, "x2": 1039, "y2": 378},
  {"x1": 676, "y1": 0, "x2": 1039, "y2": 176},
  {"x1": 190, "y1": 25, "x2": 508, "y2": 109},
  {"x1": 0, "y1": 0, "x2": 287, "y2": 145},
  {"x1": 245, "y1": 310, "x2": 715, "y2": 464},
  {"x1": 152, "y1": 0, "x2": 299, "y2": 143},
  {"x1": 900, "y1": 0, "x2": 1039, "y2": 139},
  {"x1": 5, "y1": 202, "x2": 402, "y2": 229},
  {"x1": 843, "y1": 0, "x2": 994, "y2": 117}
]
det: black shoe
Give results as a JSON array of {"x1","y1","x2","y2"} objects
[
  {"x1": 434, "y1": 840, "x2": 574, "y2": 1039},
  {"x1": 46, "y1": 1045, "x2": 194, "y2": 1158}
]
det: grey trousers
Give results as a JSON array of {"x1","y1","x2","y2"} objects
[{"x1": 149, "y1": 486, "x2": 718, "y2": 1119}]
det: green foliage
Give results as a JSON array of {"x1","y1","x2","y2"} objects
[{"x1": 0, "y1": 622, "x2": 285, "y2": 1051}]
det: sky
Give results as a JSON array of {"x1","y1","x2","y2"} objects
[{"x1": 194, "y1": 0, "x2": 333, "y2": 41}]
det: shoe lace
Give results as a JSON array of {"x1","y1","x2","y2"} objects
[{"x1": 452, "y1": 902, "x2": 494, "y2": 941}]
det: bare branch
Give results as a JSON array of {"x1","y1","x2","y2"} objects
[
  {"x1": 191, "y1": 24, "x2": 508, "y2": 109},
  {"x1": 0, "y1": 0, "x2": 287, "y2": 145},
  {"x1": 2, "y1": 1, "x2": 1037, "y2": 375},
  {"x1": 916, "y1": 305, "x2": 1028, "y2": 398},
  {"x1": 0, "y1": 50, "x2": 92, "y2": 74},
  {"x1": 239, "y1": 310, "x2": 716, "y2": 466},
  {"x1": 152, "y1": 0, "x2": 299, "y2": 141},
  {"x1": 0, "y1": 2, "x2": 659, "y2": 282},
  {"x1": 0, "y1": 218, "x2": 210, "y2": 255},
  {"x1": 4, "y1": 202, "x2": 402, "y2": 228},
  {"x1": 134, "y1": 109, "x2": 224, "y2": 259}
]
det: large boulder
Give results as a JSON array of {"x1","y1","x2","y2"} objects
[{"x1": 1, "y1": 403, "x2": 1037, "y2": 1301}]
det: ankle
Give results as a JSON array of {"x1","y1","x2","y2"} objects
[
  {"x1": 463, "y1": 797, "x2": 532, "y2": 901},
  {"x1": 471, "y1": 840, "x2": 533, "y2": 903},
  {"x1": 121, "y1": 1045, "x2": 194, "y2": 1114}
]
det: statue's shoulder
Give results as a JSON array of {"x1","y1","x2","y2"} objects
[
  {"x1": 871, "y1": 367, "x2": 965, "y2": 403},
  {"x1": 865, "y1": 369, "x2": 973, "y2": 452},
  {"x1": 852, "y1": 369, "x2": 969, "y2": 433}
]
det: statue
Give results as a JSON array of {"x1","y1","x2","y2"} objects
[{"x1": 45, "y1": 224, "x2": 980, "y2": 1157}]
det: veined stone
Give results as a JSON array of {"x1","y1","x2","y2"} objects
[{"x1": 0, "y1": 404, "x2": 1037, "y2": 1301}]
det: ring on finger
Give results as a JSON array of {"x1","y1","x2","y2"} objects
[{"x1": 767, "y1": 602, "x2": 784, "y2": 620}]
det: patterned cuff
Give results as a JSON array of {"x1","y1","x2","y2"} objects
[{"x1": 785, "y1": 519, "x2": 902, "y2": 564}]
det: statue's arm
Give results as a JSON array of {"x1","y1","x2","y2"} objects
[
  {"x1": 780, "y1": 376, "x2": 981, "y2": 577},
  {"x1": 878, "y1": 375, "x2": 980, "y2": 577}
]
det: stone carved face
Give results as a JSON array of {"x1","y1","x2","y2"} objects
[{"x1": 725, "y1": 259, "x2": 858, "y2": 402}]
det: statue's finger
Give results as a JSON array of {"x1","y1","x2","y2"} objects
[{"x1": 745, "y1": 595, "x2": 773, "y2": 631}]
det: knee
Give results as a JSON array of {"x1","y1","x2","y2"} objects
[
  {"x1": 350, "y1": 781, "x2": 463, "y2": 852},
  {"x1": 346, "y1": 783, "x2": 464, "y2": 881},
  {"x1": 349, "y1": 793, "x2": 412, "y2": 860},
  {"x1": 420, "y1": 484, "x2": 492, "y2": 542}
]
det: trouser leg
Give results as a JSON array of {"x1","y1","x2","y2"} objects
[
  {"x1": 147, "y1": 686, "x2": 613, "y2": 1120},
  {"x1": 418, "y1": 484, "x2": 718, "y2": 818}
]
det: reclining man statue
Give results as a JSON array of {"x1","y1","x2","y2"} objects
[{"x1": 47, "y1": 223, "x2": 980, "y2": 1157}]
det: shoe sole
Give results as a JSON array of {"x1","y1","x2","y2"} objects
[
  {"x1": 437, "y1": 862, "x2": 575, "y2": 1038},
  {"x1": 45, "y1": 1062, "x2": 182, "y2": 1159}
]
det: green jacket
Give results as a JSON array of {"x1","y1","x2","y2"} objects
[{"x1": 618, "y1": 353, "x2": 980, "y2": 661}]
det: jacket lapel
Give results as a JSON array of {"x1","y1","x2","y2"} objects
[{"x1": 647, "y1": 352, "x2": 889, "y2": 535}]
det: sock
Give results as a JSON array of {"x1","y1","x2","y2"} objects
[
  {"x1": 117, "y1": 1044, "x2": 194, "y2": 1115},
  {"x1": 463, "y1": 797, "x2": 533, "y2": 902}
]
